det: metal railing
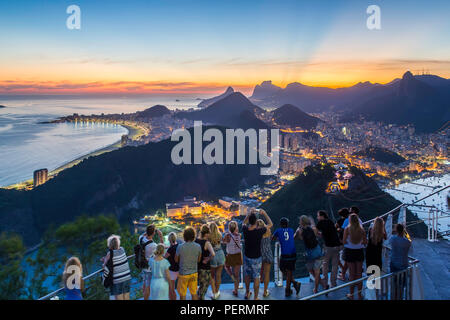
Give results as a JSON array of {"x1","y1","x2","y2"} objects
[{"x1": 300, "y1": 247, "x2": 421, "y2": 300}]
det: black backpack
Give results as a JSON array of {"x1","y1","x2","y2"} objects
[
  {"x1": 102, "y1": 249, "x2": 114, "y2": 288},
  {"x1": 303, "y1": 227, "x2": 318, "y2": 249},
  {"x1": 134, "y1": 237, "x2": 152, "y2": 269}
]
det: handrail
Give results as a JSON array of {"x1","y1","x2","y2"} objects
[
  {"x1": 300, "y1": 246, "x2": 420, "y2": 300},
  {"x1": 362, "y1": 184, "x2": 449, "y2": 226},
  {"x1": 38, "y1": 255, "x2": 135, "y2": 300}
]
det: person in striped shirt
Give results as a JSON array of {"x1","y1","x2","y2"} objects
[{"x1": 102, "y1": 235, "x2": 132, "y2": 300}]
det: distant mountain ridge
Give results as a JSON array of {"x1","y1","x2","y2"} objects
[
  {"x1": 249, "y1": 72, "x2": 450, "y2": 132},
  {"x1": 136, "y1": 105, "x2": 171, "y2": 118},
  {"x1": 272, "y1": 104, "x2": 321, "y2": 129},
  {"x1": 177, "y1": 92, "x2": 268, "y2": 130},
  {"x1": 342, "y1": 71, "x2": 450, "y2": 133},
  {"x1": 198, "y1": 86, "x2": 235, "y2": 108}
]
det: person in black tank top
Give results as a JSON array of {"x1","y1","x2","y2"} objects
[
  {"x1": 195, "y1": 225, "x2": 215, "y2": 300},
  {"x1": 164, "y1": 232, "x2": 180, "y2": 300}
]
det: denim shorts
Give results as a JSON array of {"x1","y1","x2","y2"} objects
[
  {"x1": 111, "y1": 280, "x2": 131, "y2": 296},
  {"x1": 243, "y1": 255, "x2": 262, "y2": 280},
  {"x1": 211, "y1": 248, "x2": 225, "y2": 267},
  {"x1": 142, "y1": 270, "x2": 152, "y2": 287}
]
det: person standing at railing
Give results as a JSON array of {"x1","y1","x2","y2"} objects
[
  {"x1": 102, "y1": 235, "x2": 132, "y2": 300},
  {"x1": 164, "y1": 232, "x2": 180, "y2": 300},
  {"x1": 336, "y1": 208, "x2": 350, "y2": 281},
  {"x1": 148, "y1": 244, "x2": 171, "y2": 300},
  {"x1": 343, "y1": 214, "x2": 367, "y2": 300},
  {"x1": 295, "y1": 215, "x2": 326, "y2": 294},
  {"x1": 242, "y1": 208, "x2": 273, "y2": 300},
  {"x1": 62, "y1": 257, "x2": 84, "y2": 300},
  {"x1": 256, "y1": 219, "x2": 273, "y2": 298},
  {"x1": 209, "y1": 222, "x2": 225, "y2": 300},
  {"x1": 389, "y1": 224, "x2": 412, "y2": 300},
  {"x1": 389, "y1": 224, "x2": 411, "y2": 273},
  {"x1": 272, "y1": 217, "x2": 301, "y2": 297},
  {"x1": 139, "y1": 225, "x2": 164, "y2": 300},
  {"x1": 195, "y1": 224, "x2": 215, "y2": 300},
  {"x1": 366, "y1": 217, "x2": 387, "y2": 271},
  {"x1": 315, "y1": 210, "x2": 341, "y2": 289},
  {"x1": 223, "y1": 221, "x2": 242, "y2": 297},
  {"x1": 175, "y1": 227, "x2": 202, "y2": 300}
]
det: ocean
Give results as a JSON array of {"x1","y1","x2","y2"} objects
[{"x1": 0, "y1": 96, "x2": 199, "y2": 187}]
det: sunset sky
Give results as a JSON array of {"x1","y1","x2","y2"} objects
[{"x1": 0, "y1": 0, "x2": 449, "y2": 95}]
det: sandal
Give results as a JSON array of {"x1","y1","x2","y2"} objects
[
  {"x1": 245, "y1": 291, "x2": 252, "y2": 300},
  {"x1": 263, "y1": 290, "x2": 270, "y2": 297},
  {"x1": 232, "y1": 290, "x2": 238, "y2": 297}
]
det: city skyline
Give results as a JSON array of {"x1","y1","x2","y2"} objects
[{"x1": 0, "y1": 0, "x2": 449, "y2": 95}]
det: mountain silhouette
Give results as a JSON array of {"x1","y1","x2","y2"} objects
[
  {"x1": 250, "y1": 80, "x2": 283, "y2": 100},
  {"x1": 343, "y1": 71, "x2": 450, "y2": 132},
  {"x1": 198, "y1": 86, "x2": 235, "y2": 108},
  {"x1": 136, "y1": 105, "x2": 171, "y2": 118},
  {"x1": 177, "y1": 92, "x2": 268, "y2": 130},
  {"x1": 272, "y1": 104, "x2": 321, "y2": 129}
]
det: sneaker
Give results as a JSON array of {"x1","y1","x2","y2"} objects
[{"x1": 293, "y1": 282, "x2": 301, "y2": 296}]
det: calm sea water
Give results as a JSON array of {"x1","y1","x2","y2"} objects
[{"x1": 0, "y1": 96, "x2": 199, "y2": 186}]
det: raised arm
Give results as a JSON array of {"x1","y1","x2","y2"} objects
[{"x1": 260, "y1": 209, "x2": 273, "y2": 229}]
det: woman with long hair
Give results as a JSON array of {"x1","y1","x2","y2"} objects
[
  {"x1": 343, "y1": 214, "x2": 367, "y2": 300},
  {"x1": 195, "y1": 224, "x2": 215, "y2": 300},
  {"x1": 366, "y1": 217, "x2": 387, "y2": 270},
  {"x1": 164, "y1": 232, "x2": 179, "y2": 300},
  {"x1": 208, "y1": 222, "x2": 225, "y2": 299},
  {"x1": 256, "y1": 219, "x2": 273, "y2": 297},
  {"x1": 62, "y1": 257, "x2": 84, "y2": 300},
  {"x1": 148, "y1": 244, "x2": 171, "y2": 300},
  {"x1": 223, "y1": 221, "x2": 242, "y2": 297}
]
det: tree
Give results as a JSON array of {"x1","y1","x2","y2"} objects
[
  {"x1": 0, "y1": 232, "x2": 26, "y2": 299},
  {"x1": 26, "y1": 215, "x2": 139, "y2": 300}
]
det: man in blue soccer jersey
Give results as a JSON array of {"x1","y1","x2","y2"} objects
[{"x1": 272, "y1": 217, "x2": 301, "y2": 297}]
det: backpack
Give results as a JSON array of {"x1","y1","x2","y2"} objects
[
  {"x1": 134, "y1": 237, "x2": 153, "y2": 269},
  {"x1": 102, "y1": 249, "x2": 114, "y2": 288},
  {"x1": 303, "y1": 227, "x2": 318, "y2": 249}
]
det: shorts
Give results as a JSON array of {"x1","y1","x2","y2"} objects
[
  {"x1": 225, "y1": 253, "x2": 243, "y2": 267},
  {"x1": 243, "y1": 255, "x2": 262, "y2": 280},
  {"x1": 280, "y1": 253, "x2": 297, "y2": 272},
  {"x1": 111, "y1": 280, "x2": 130, "y2": 296},
  {"x1": 169, "y1": 271, "x2": 179, "y2": 281},
  {"x1": 343, "y1": 248, "x2": 364, "y2": 263},
  {"x1": 305, "y1": 258, "x2": 322, "y2": 272},
  {"x1": 210, "y1": 248, "x2": 225, "y2": 267},
  {"x1": 177, "y1": 273, "x2": 198, "y2": 297},
  {"x1": 142, "y1": 270, "x2": 152, "y2": 288}
]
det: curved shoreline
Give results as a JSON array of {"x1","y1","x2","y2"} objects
[{"x1": 3, "y1": 123, "x2": 145, "y2": 190}]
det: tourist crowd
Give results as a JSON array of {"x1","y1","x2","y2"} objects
[{"x1": 61, "y1": 206, "x2": 412, "y2": 300}]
